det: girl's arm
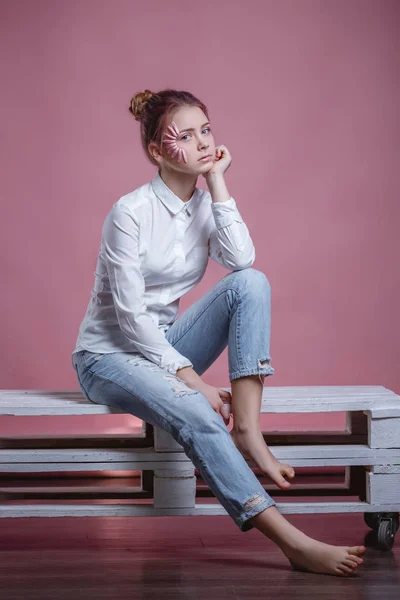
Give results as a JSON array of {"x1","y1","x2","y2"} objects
[
  {"x1": 204, "y1": 146, "x2": 255, "y2": 270},
  {"x1": 102, "y1": 203, "x2": 193, "y2": 376}
]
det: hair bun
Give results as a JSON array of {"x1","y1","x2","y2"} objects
[{"x1": 129, "y1": 90, "x2": 154, "y2": 121}]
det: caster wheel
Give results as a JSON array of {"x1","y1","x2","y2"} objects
[
  {"x1": 364, "y1": 512, "x2": 382, "y2": 530},
  {"x1": 392, "y1": 513, "x2": 400, "y2": 533},
  {"x1": 377, "y1": 519, "x2": 397, "y2": 551}
]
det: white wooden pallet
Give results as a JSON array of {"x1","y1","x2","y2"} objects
[
  {"x1": 1, "y1": 502, "x2": 400, "y2": 519},
  {"x1": 0, "y1": 386, "x2": 399, "y2": 529}
]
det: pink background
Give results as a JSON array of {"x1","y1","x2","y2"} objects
[{"x1": 1, "y1": 0, "x2": 399, "y2": 437}]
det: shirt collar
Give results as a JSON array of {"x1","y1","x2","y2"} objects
[{"x1": 151, "y1": 171, "x2": 200, "y2": 217}]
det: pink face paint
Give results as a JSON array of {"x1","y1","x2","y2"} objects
[{"x1": 163, "y1": 121, "x2": 188, "y2": 164}]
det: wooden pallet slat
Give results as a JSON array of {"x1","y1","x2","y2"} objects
[
  {"x1": 1, "y1": 501, "x2": 400, "y2": 519},
  {"x1": 0, "y1": 386, "x2": 399, "y2": 521}
]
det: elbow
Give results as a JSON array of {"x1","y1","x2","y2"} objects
[
  {"x1": 232, "y1": 260, "x2": 254, "y2": 271},
  {"x1": 232, "y1": 248, "x2": 255, "y2": 270}
]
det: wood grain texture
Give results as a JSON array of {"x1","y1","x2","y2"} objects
[
  {"x1": 368, "y1": 416, "x2": 400, "y2": 448},
  {"x1": 154, "y1": 427, "x2": 183, "y2": 452},
  {"x1": 1, "y1": 386, "x2": 399, "y2": 416},
  {"x1": 154, "y1": 471, "x2": 196, "y2": 509},
  {"x1": 372, "y1": 464, "x2": 400, "y2": 474},
  {"x1": 1, "y1": 500, "x2": 400, "y2": 519},
  {"x1": 0, "y1": 513, "x2": 398, "y2": 599},
  {"x1": 366, "y1": 472, "x2": 400, "y2": 504},
  {"x1": 1, "y1": 445, "x2": 400, "y2": 472}
]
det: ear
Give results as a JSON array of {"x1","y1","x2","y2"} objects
[{"x1": 148, "y1": 142, "x2": 165, "y2": 166}]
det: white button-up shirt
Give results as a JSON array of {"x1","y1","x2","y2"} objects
[{"x1": 73, "y1": 171, "x2": 255, "y2": 375}]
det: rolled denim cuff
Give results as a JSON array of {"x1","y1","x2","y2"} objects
[
  {"x1": 230, "y1": 364, "x2": 275, "y2": 382},
  {"x1": 238, "y1": 495, "x2": 277, "y2": 532}
]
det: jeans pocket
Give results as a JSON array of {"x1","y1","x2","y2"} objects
[{"x1": 81, "y1": 350, "x2": 105, "y2": 370}]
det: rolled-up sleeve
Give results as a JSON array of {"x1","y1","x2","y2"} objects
[
  {"x1": 102, "y1": 204, "x2": 193, "y2": 375},
  {"x1": 209, "y1": 196, "x2": 255, "y2": 270}
]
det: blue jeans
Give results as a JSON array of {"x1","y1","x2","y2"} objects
[{"x1": 72, "y1": 268, "x2": 276, "y2": 531}]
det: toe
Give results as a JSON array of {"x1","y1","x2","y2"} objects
[
  {"x1": 349, "y1": 545, "x2": 366, "y2": 557},
  {"x1": 279, "y1": 477, "x2": 291, "y2": 489},
  {"x1": 281, "y1": 465, "x2": 295, "y2": 479},
  {"x1": 338, "y1": 564, "x2": 353, "y2": 575},
  {"x1": 344, "y1": 559, "x2": 358, "y2": 569}
]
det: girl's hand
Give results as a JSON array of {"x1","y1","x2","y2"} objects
[
  {"x1": 190, "y1": 381, "x2": 232, "y2": 426},
  {"x1": 203, "y1": 145, "x2": 232, "y2": 179}
]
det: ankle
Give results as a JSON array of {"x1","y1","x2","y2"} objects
[
  {"x1": 250, "y1": 506, "x2": 311, "y2": 552},
  {"x1": 231, "y1": 423, "x2": 260, "y2": 436},
  {"x1": 280, "y1": 534, "x2": 313, "y2": 558}
]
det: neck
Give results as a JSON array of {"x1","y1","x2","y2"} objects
[{"x1": 158, "y1": 168, "x2": 197, "y2": 203}]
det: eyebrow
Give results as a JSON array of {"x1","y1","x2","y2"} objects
[{"x1": 179, "y1": 122, "x2": 210, "y2": 133}]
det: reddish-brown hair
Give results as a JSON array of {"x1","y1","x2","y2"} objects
[{"x1": 129, "y1": 89, "x2": 209, "y2": 166}]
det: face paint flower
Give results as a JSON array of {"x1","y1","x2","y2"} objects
[{"x1": 163, "y1": 121, "x2": 188, "y2": 164}]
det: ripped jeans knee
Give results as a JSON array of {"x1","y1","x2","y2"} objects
[
  {"x1": 163, "y1": 374, "x2": 198, "y2": 397},
  {"x1": 126, "y1": 354, "x2": 198, "y2": 398}
]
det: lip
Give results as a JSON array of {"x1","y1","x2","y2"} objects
[{"x1": 199, "y1": 154, "x2": 212, "y2": 161}]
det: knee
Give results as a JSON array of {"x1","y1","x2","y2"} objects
[{"x1": 231, "y1": 268, "x2": 271, "y2": 295}]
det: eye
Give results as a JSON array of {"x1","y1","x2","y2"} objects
[{"x1": 180, "y1": 127, "x2": 211, "y2": 141}]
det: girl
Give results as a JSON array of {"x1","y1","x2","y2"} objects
[{"x1": 72, "y1": 88, "x2": 365, "y2": 576}]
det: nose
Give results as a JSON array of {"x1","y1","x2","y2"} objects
[{"x1": 198, "y1": 134, "x2": 209, "y2": 151}]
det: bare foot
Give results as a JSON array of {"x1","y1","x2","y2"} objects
[
  {"x1": 283, "y1": 539, "x2": 366, "y2": 576},
  {"x1": 230, "y1": 428, "x2": 295, "y2": 490}
]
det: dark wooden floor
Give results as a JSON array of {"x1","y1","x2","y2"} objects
[{"x1": 0, "y1": 512, "x2": 399, "y2": 599}]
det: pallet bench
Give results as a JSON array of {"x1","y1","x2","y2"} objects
[{"x1": 0, "y1": 386, "x2": 399, "y2": 549}]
